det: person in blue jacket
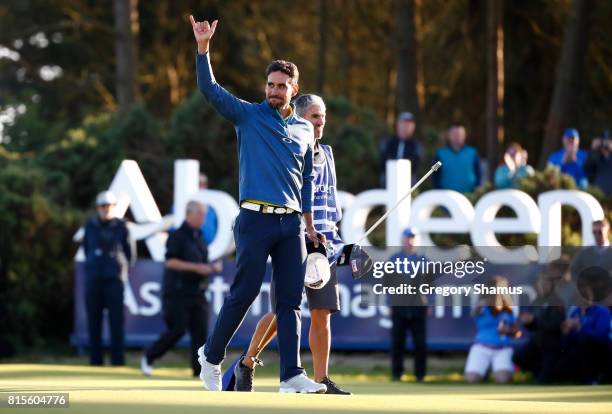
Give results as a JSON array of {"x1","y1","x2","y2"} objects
[
  {"x1": 561, "y1": 303, "x2": 611, "y2": 384},
  {"x1": 189, "y1": 16, "x2": 326, "y2": 393},
  {"x1": 434, "y1": 125, "x2": 481, "y2": 192},
  {"x1": 82, "y1": 191, "x2": 132, "y2": 366},
  {"x1": 547, "y1": 128, "x2": 588, "y2": 188},
  {"x1": 494, "y1": 142, "x2": 534, "y2": 189},
  {"x1": 464, "y1": 276, "x2": 521, "y2": 384}
]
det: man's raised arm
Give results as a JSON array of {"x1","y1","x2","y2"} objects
[{"x1": 189, "y1": 15, "x2": 249, "y2": 124}]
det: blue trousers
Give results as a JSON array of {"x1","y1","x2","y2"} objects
[
  {"x1": 205, "y1": 209, "x2": 306, "y2": 381},
  {"x1": 85, "y1": 276, "x2": 125, "y2": 366}
]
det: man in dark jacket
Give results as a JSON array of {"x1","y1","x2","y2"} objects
[
  {"x1": 379, "y1": 112, "x2": 423, "y2": 187},
  {"x1": 142, "y1": 200, "x2": 222, "y2": 377},
  {"x1": 513, "y1": 271, "x2": 565, "y2": 383},
  {"x1": 584, "y1": 131, "x2": 612, "y2": 196},
  {"x1": 83, "y1": 191, "x2": 132, "y2": 366},
  {"x1": 387, "y1": 228, "x2": 429, "y2": 382}
]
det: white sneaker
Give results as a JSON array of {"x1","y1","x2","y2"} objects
[
  {"x1": 197, "y1": 346, "x2": 222, "y2": 391},
  {"x1": 279, "y1": 373, "x2": 327, "y2": 393},
  {"x1": 140, "y1": 355, "x2": 153, "y2": 376}
]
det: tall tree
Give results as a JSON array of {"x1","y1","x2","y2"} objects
[
  {"x1": 485, "y1": 0, "x2": 504, "y2": 179},
  {"x1": 394, "y1": 0, "x2": 421, "y2": 124},
  {"x1": 113, "y1": 0, "x2": 140, "y2": 117},
  {"x1": 539, "y1": 0, "x2": 592, "y2": 167},
  {"x1": 316, "y1": 0, "x2": 328, "y2": 94}
]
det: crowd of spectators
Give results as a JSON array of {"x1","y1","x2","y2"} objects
[{"x1": 378, "y1": 114, "x2": 611, "y2": 196}]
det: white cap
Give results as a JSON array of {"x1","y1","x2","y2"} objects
[{"x1": 96, "y1": 191, "x2": 117, "y2": 206}]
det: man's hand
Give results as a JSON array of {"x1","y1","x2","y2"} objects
[
  {"x1": 562, "y1": 147, "x2": 577, "y2": 163},
  {"x1": 306, "y1": 226, "x2": 326, "y2": 248},
  {"x1": 519, "y1": 312, "x2": 534, "y2": 325},
  {"x1": 503, "y1": 152, "x2": 516, "y2": 172},
  {"x1": 189, "y1": 15, "x2": 218, "y2": 54},
  {"x1": 591, "y1": 138, "x2": 602, "y2": 151},
  {"x1": 211, "y1": 260, "x2": 223, "y2": 273},
  {"x1": 193, "y1": 263, "x2": 211, "y2": 275},
  {"x1": 303, "y1": 212, "x2": 325, "y2": 248}
]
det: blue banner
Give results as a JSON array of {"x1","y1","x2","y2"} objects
[{"x1": 72, "y1": 260, "x2": 484, "y2": 351}]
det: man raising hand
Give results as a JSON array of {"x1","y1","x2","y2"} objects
[{"x1": 188, "y1": 15, "x2": 326, "y2": 394}]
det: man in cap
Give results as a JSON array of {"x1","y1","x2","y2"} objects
[
  {"x1": 234, "y1": 94, "x2": 350, "y2": 394},
  {"x1": 82, "y1": 191, "x2": 132, "y2": 366},
  {"x1": 547, "y1": 128, "x2": 588, "y2": 188},
  {"x1": 379, "y1": 112, "x2": 423, "y2": 186},
  {"x1": 387, "y1": 227, "x2": 428, "y2": 382},
  {"x1": 189, "y1": 16, "x2": 325, "y2": 393}
]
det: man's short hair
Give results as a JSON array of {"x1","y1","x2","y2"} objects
[
  {"x1": 266, "y1": 60, "x2": 299, "y2": 85},
  {"x1": 294, "y1": 94, "x2": 325, "y2": 117},
  {"x1": 186, "y1": 200, "x2": 206, "y2": 215},
  {"x1": 593, "y1": 218, "x2": 610, "y2": 228}
]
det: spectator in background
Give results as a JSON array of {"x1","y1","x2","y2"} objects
[
  {"x1": 464, "y1": 276, "x2": 521, "y2": 384},
  {"x1": 559, "y1": 218, "x2": 612, "y2": 384},
  {"x1": 584, "y1": 130, "x2": 612, "y2": 196},
  {"x1": 388, "y1": 228, "x2": 428, "y2": 382},
  {"x1": 513, "y1": 270, "x2": 565, "y2": 383},
  {"x1": 547, "y1": 128, "x2": 588, "y2": 188},
  {"x1": 83, "y1": 191, "x2": 133, "y2": 366},
  {"x1": 379, "y1": 112, "x2": 423, "y2": 186},
  {"x1": 199, "y1": 173, "x2": 218, "y2": 244},
  {"x1": 433, "y1": 125, "x2": 481, "y2": 192},
  {"x1": 560, "y1": 300, "x2": 611, "y2": 384},
  {"x1": 494, "y1": 142, "x2": 534, "y2": 189},
  {"x1": 570, "y1": 219, "x2": 612, "y2": 293},
  {"x1": 141, "y1": 200, "x2": 222, "y2": 377}
]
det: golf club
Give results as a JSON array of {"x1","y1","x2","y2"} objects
[{"x1": 337, "y1": 161, "x2": 442, "y2": 278}]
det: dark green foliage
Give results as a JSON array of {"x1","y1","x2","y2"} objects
[
  {"x1": 167, "y1": 91, "x2": 238, "y2": 196},
  {"x1": 0, "y1": 160, "x2": 83, "y2": 349}
]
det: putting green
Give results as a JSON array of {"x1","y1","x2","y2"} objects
[{"x1": 1, "y1": 364, "x2": 611, "y2": 414}]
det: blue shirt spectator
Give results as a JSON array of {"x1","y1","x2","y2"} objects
[
  {"x1": 547, "y1": 128, "x2": 588, "y2": 188},
  {"x1": 434, "y1": 125, "x2": 481, "y2": 192},
  {"x1": 565, "y1": 305, "x2": 611, "y2": 344},
  {"x1": 494, "y1": 142, "x2": 534, "y2": 189},
  {"x1": 474, "y1": 307, "x2": 516, "y2": 348}
]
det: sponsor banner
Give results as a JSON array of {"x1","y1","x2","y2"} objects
[{"x1": 72, "y1": 259, "x2": 483, "y2": 351}]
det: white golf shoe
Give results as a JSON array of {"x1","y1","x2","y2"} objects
[
  {"x1": 140, "y1": 355, "x2": 153, "y2": 376},
  {"x1": 197, "y1": 346, "x2": 222, "y2": 391},
  {"x1": 279, "y1": 373, "x2": 327, "y2": 393}
]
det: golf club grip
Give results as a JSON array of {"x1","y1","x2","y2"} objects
[{"x1": 356, "y1": 162, "x2": 441, "y2": 245}]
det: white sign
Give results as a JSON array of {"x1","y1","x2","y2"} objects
[{"x1": 74, "y1": 159, "x2": 605, "y2": 263}]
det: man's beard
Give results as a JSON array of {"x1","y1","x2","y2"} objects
[{"x1": 267, "y1": 96, "x2": 287, "y2": 109}]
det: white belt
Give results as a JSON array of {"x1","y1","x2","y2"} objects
[{"x1": 240, "y1": 201, "x2": 295, "y2": 215}]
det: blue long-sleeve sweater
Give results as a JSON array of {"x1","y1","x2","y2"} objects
[
  {"x1": 433, "y1": 144, "x2": 481, "y2": 192},
  {"x1": 567, "y1": 306, "x2": 611, "y2": 343},
  {"x1": 196, "y1": 52, "x2": 314, "y2": 213}
]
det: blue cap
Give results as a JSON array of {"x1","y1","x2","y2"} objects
[
  {"x1": 398, "y1": 112, "x2": 414, "y2": 122},
  {"x1": 563, "y1": 128, "x2": 580, "y2": 139},
  {"x1": 402, "y1": 227, "x2": 417, "y2": 238}
]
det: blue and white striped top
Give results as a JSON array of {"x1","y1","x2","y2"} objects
[{"x1": 311, "y1": 144, "x2": 344, "y2": 263}]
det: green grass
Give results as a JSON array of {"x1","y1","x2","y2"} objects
[{"x1": 1, "y1": 363, "x2": 611, "y2": 414}]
